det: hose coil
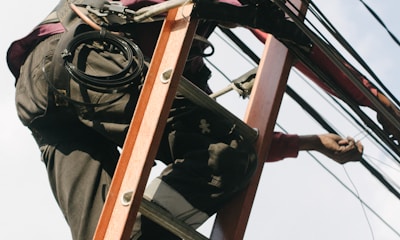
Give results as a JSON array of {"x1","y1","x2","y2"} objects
[{"x1": 62, "y1": 29, "x2": 145, "y2": 93}]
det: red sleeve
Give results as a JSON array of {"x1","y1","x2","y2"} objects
[
  {"x1": 267, "y1": 132, "x2": 300, "y2": 162},
  {"x1": 250, "y1": 29, "x2": 269, "y2": 43}
]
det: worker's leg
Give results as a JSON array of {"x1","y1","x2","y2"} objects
[
  {"x1": 15, "y1": 32, "x2": 133, "y2": 240},
  {"x1": 15, "y1": 32, "x2": 120, "y2": 239},
  {"x1": 32, "y1": 122, "x2": 120, "y2": 240}
]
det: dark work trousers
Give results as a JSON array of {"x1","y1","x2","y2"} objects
[{"x1": 15, "y1": 31, "x2": 257, "y2": 240}]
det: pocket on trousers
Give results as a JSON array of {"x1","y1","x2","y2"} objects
[{"x1": 15, "y1": 49, "x2": 54, "y2": 126}]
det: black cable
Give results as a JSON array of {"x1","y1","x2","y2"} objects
[
  {"x1": 273, "y1": 0, "x2": 400, "y2": 154},
  {"x1": 289, "y1": 37, "x2": 400, "y2": 156},
  {"x1": 275, "y1": 0, "x2": 400, "y2": 142},
  {"x1": 63, "y1": 30, "x2": 145, "y2": 93},
  {"x1": 294, "y1": 69, "x2": 400, "y2": 163},
  {"x1": 212, "y1": 28, "x2": 400, "y2": 234},
  {"x1": 217, "y1": 27, "x2": 400, "y2": 200},
  {"x1": 218, "y1": 27, "x2": 261, "y2": 64},
  {"x1": 358, "y1": 0, "x2": 400, "y2": 47},
  {"x1": 286, "y1": 86, "x2": 400, "y2": 200},
  {"x1": 305, "y1": 0, "x2": 400, "y2": 107}
]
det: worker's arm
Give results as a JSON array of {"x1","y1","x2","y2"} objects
[
  {"x1": 298, "y1": 133, "x2": 363, "y2": 164},
  {"x1": 268, "y1": 133, "x2": 363, "y2": 164}
]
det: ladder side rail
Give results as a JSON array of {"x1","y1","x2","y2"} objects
[
  {"x1": 210, "y1": 1, "x2": 307, "y2": 239},
  {"x1": 210, "y1": 32, "x2": 294, "y2": 240},
  {"x1": 94, "y1": 5, "x2": 198, "y2": 240}
]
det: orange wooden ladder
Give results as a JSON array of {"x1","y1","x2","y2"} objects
[{"x1": 94, "y1": 1, "x2": 307, "y2": 239}]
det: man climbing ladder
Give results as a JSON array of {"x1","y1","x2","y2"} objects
[{"x1": 7, "y1": 0, "x2": 363, "y2": 239}]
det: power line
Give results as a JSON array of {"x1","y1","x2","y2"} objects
[
  {"x1": 294, "y1": 69, "x2": 400, "y2": 164},
  {"x1": 207, "y1": 22, "x2": 400, "y2": 238},
  {"x1": 276, "y1": 0, "x2": 400, "y2": 155},
  {"x1": 358, "y1": 0, "x2": 400, "y2": 47}
]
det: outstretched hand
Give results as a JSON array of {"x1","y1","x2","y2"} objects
[
  {"x1": 299, "y1": 134, "x2": 363, "y2": 164},
  {"x1": 318, "y1": 134, "x2": 363, "y2": 164}
]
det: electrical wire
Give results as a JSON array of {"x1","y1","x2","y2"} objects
[
  {"x1": 343, "y1": 166, "x2": 376, "y2": 240},
  {"x1": 275, "y1": 0, "x2": 400, "y2": 155},
  {"x1": 357, "y1": 0, "x2": 400, "y2": 47},
  {"x1": 367, "y1": 156, "x2": 400, "y2": 193},
  {"x1": 275, "y1": 121, "x2": 398, "y2": 238},
  {"x1": 218, "y1": 23, "x2": 400, "y2": 156},
  {"x1": 215, "y1": 26, "x2": 400, "y2": 166},
  {"x1": 365, "y1": 154, "x2": 400, "y2": 174},
  {"x1": 63, "y1": 30, "x2": 145, "y2": 93},
  {"x1": 312, "y1": 153, "x2": 399, "y2": 238},
  {"x1": 206, "y1": 1, "x2": 400, "y2": 237},
  {"x1": 214, "y1": 29, "x2": 259, "y2": 67},
  {"x1": 208, "y1": 24, "x2": 400, "y2": 236},
  {"x1": 294, "y1": 69, "x2": 400, "y2": 164},
  {"x1": 305, "y1": 0, "x2": 400, "y2": 108},
  {"x1": 285, "y1": 80, "x2": 400, "y2": 192},
  {"x1": 273, "y1": 0, "x2": 400, "y2": 152},
  {"x1": 275, "y1": 123, "x2": 379, "y2": 240},
  {"x1": 288, "y1": 69, "x2": 400, "y2": 201}
]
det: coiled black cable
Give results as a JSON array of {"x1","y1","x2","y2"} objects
[{"x1": 62, "y1": 29, "x2": 145, "y2": 93}]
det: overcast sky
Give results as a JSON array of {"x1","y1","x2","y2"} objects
[{"x1": 1, "y1": 0, "x2": 400, "y2": 239}]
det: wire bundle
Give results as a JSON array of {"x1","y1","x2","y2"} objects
[{"x1": 63, "y1": 29, "x2": 145, "y2": 93}]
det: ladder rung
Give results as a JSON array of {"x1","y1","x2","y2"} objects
[
  {"x1": 140, "y1": 198, "x2": 209, "y2": 240},
  {"x1": 178, "y1": 77, "x2": 259, "y2": 143}
]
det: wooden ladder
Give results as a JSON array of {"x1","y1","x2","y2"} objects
[{"x1": 93, "y1": 1, "x2": 307, "y2": 239}]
